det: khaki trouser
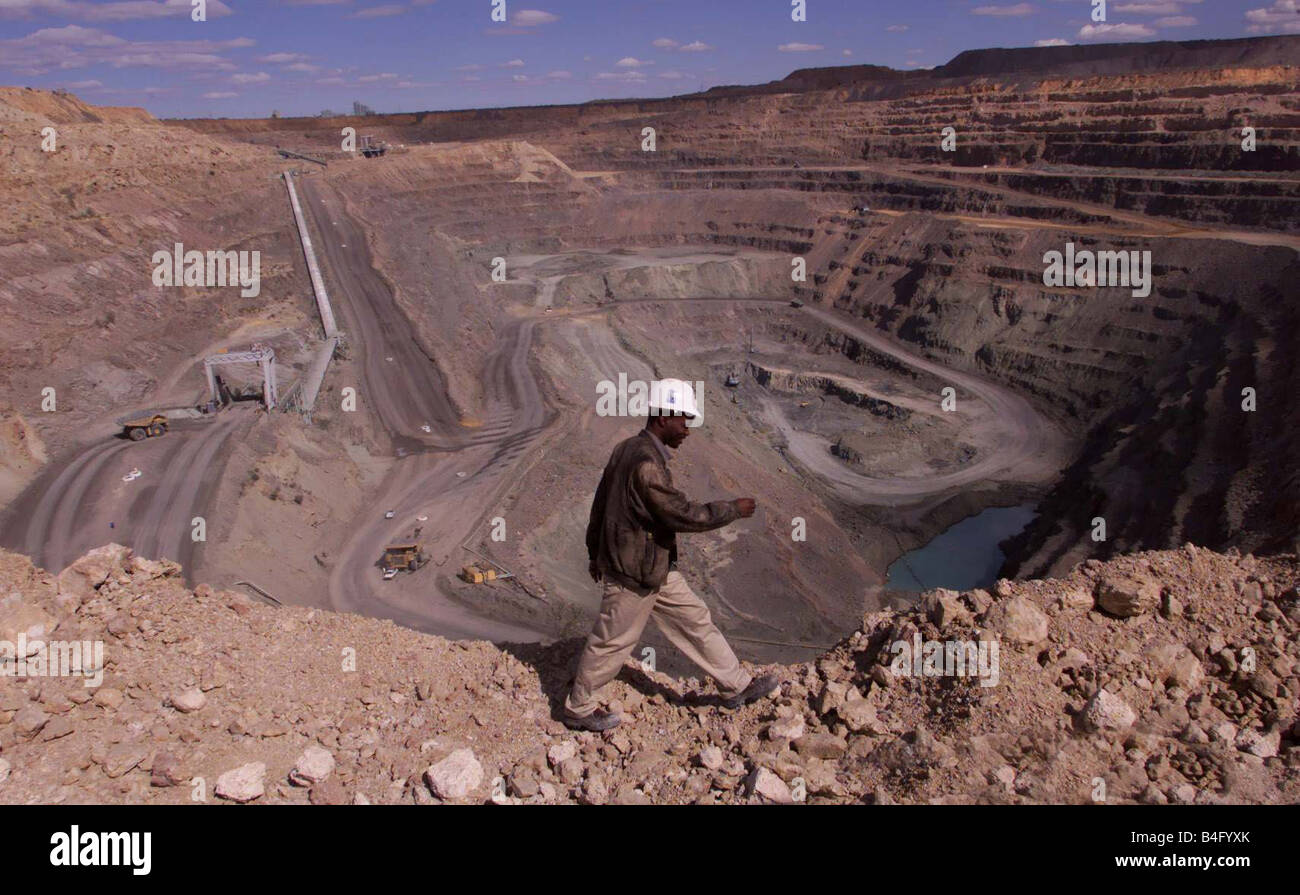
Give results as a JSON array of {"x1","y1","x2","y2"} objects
[{"x1": 565, "y1": 570, "x2": 752, "y2": 717}]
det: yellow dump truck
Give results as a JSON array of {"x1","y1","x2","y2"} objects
[
  {"x1": 382, "y1": 543, "x2": 428, "y2": 574},
  {"x1": 119, "y1": 413, "x2": 169, "y2": 442}
]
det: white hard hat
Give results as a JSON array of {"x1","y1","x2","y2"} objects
[{"x1": 649, "y1": 378, "x2": 701, "y2": 421}]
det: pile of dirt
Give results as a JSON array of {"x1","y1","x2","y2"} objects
[
  {"x1": 0, "y1": 543, "x2": 1294, "y2": 804},
  {"x1": 0, "y1": 87, "x2": 153, "y2": 126}
]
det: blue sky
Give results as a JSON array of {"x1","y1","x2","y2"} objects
[{"x1": 1, "y1": 1, "x2": 1295, "y2": 118}]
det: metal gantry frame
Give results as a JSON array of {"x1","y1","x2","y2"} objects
[{"x1": 204, "y1": 345, "x2": 278, "y2": 410}]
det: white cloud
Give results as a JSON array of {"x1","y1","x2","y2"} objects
[
  {"x1": 1245, "y1": 0, "x2": 1300, "y2": 33},
  {"x1": 0, "y1": 25, "x2": 250, "y2": 75},
  {"x1": 202, "y1": 91, "x2": 238, "y2": 99},
  {"x1": 1114, "y1": 2, "x2": 1181, "y2": 13},
  {"x1": 285, "y1": 62, "x2": 321, "y2": 72},
  {"x1": 351, "y1": 4, "x2": 406, "y2": 18},
  {"x1": 885, "y1": 24, "x2": 909, "y2": 32},
  {"x1": 842, "y1": 49, "x2": 852, "y2": 56},
  {"x1": 595, "y1": 70, "x2": 647, "y2": 82},
  {"x1": 259, "y1": 53, "x2": 308, "y2": 64},
  {"x1": 0, "y1": 0, "x2": 233, "y2": 22},
  {"x1": 615, "y1": 57, "x2": 653, "y2": 68},
  {"x1": 971, "y1": 3, "x2": 1035, "y2": 16},
  {"x1": 231, "y1": 71, "x2": 271, "y2": 84},
  {"x1": 652, "y1": 38, "x2": 679, "y2": 48},
  {"x1": 20, "y1": 24, "x2": 123, "y2": 47},
  {"x1": 778, "y1": 42, "x2": 824, "y2": 52},
  {"x1": 1077, "y1": 22, "x2": 1157, "y2": 39},
  {"x1": 510, "y1": 9, "x2": 558, "y2": 26},
  {"x1": 679, "y1": 40, "x2": 712, "y2": 51},
  {"x1": 1034, "y1": 38, "x2": 1072, "y2": 46},
  {"x1": 501, "y1": 58, "x2": 525, "y2": 67}
]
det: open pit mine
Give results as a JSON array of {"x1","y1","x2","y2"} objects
[{"x1": 0, "y1": 34, "x2": 1297, "y2": 807}]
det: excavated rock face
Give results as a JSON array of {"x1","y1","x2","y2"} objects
[{"x1": 0, "y1": 543, "x2": 1294, "y2": 805}]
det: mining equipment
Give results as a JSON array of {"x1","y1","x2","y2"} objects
[
  {"x1": 118, "y1": 413, "x2": 169, "y2": 442},
  {"x1": 381, "y1": 543, "x2": 428, "y2": 574}
]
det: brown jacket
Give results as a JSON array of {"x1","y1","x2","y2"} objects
[{"x1": 586, "y1": 430, "x2": 739, "y2": 591}]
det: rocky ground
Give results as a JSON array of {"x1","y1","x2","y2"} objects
[{"x1": 0, "y1": 542, "x2": 1295, "y2": 805}]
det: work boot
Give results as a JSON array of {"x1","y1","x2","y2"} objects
[
  {"x1": 562, "y1": 708, "x2": 622, "y2": 732},
  {"x1": 721, "y1": 672, "x2": 780, "y2": 709}
]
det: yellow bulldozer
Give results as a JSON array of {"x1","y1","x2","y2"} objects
[
  {"x1": 459, "y1": 564, "x2": 498, "y2": 584},
  {"x1": 118, "y1": 413, "x2": 169, "y2": 442}
]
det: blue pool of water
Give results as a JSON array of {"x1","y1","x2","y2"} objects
[{"x1": 886, "y1": 504, "x2": 1037, "y2": 592}]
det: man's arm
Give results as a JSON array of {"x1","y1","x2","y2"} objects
[
  {"x1": 634, "y1": 460, "x2": 740, "y2": 533},
  {"x1": 585, "y1": 466, "x2": 612, "y2": 562}
]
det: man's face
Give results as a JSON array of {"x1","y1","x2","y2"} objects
[{"x1": 658, "y1": 414, "x2": 691, "y2": 449}]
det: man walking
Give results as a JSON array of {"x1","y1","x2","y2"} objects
[{"x1": 564, "y1": 379, "x2": 779, "y2": 731}]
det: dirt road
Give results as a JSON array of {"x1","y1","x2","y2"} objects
[
  {"x1": 0, "y1": 408, "x2": 251, "y2": 580},
  {"x1": 298, "y1": 177, "x2": 555, "y2": 641},
  {"x1": 297, "y1": 179, "x2": 469, "y2": 453}
]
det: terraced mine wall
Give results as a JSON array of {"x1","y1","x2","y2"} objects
[
  {"x1": 803, "y1": 219, "x2": 1300, "y2": 577},
  {"x1": 174, "y1": 38, "x2": 1299, "y2": 179},
  {"x1": 746, "y1": 363, "x2": 911, "y2": 421}
]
